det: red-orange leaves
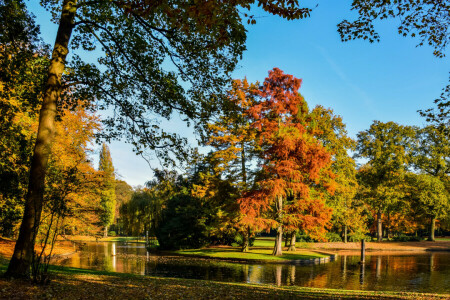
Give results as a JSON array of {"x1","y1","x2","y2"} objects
[{"x1": 239, "y1": 68, "x2": 333, "y2": 242}]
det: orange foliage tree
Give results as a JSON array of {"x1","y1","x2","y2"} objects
[
  {"x1": 206, "y1": 79, "x2": 260, "y2": 251},
  {"x1": 239, "y1": 68, "x2": 334, "y2": 256}
]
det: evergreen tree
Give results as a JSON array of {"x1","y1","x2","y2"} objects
[{"x1": 99, "y1": 144, "x2": 116, "y2": 237}]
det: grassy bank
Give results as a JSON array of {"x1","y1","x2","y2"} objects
[
  {"x1": 173, "y1": 248, "x2": 328, "y2": 262},
  {"x1": 251, "y1": 237, "x2": 450, "y2": 252},
  {"x1": 1, "y1": 263, "x2": 448, "y2": 300}
]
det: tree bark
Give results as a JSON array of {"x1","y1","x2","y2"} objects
[
  {"x1": 272, "y1": 195, "x2": 283, "y2": 256},
  {"x1": 428, "y1": 216, "x2": 436, "y2": 241},
  {"x1": 344, "y1": 225, "x2": 348, "y2": 243},
  {"x1": 104, "y1": 226, "x2": 108, "y2": 238},
  {"x1": 242, "y1": 226, "x2": 250, "y2": 252},
  {"x1": 6, "y1": 0, "x2": 77, "y2": 278},
  {"x1": 288, "y1": 231, "x2": 296, "y2": 251},
  {"x1": 377, "y1": 208, "x2": 383, "y2": 242}
]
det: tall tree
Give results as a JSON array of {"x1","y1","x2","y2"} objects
[
  {"x1": 356, "y1": 121, "x2": 416, "y2": 241},
  {"x1": 308, "y1": 106, "x2": 362, "y2": 243},
  {"x1": 407, "y1": 174, "x2": 450, "y2": 241},
  {"x1": 207, "y1": 78, "x2": 259, "y2": 251},
  {"x1": 98, "y1": 144, "x2": 116, "y2": 237},
  {"x1": 7, "y1": 0, "x2": 313, "y2": 277},
  {"x1": 413, "y1": 125, "x2": 449, "y2": 181},
  {"x1": 239, "y1": 68, "x2": 333, "y2": 256},
  {"x1": 0, "y1": 0, "x2": 48, "y2": 238}
]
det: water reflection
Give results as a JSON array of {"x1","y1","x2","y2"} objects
[{"x1": 56, "y1": 242, "x2": 450, "y2": 293}]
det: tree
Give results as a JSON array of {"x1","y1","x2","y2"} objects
[
  {"x1": 338, "y1": 0, "x2": 450, "y2": 58},
  {"x1": 7, "y1": 0, "x2": 314, "y2": 277},
  {"x1": 0, "y1": 0, "x2": 48, "y2": 237},
  {"x1": 356, "y1": 121, "x2": 416, "y2": 241},
  {"x1": 207, "y1": 78, "x2": 259, "y2": 251},
  {"x1": 308, "y1": 106, "x2": 363, "y2": 243},
  {"x1": 407, "y1": 174, "x2": 449, "y2": 241},
  {"x1": 338, "y1": 0, "x2": 450, "y2": 127},
  {"x1": 413, "y1": 125, "x2": 449, "y2": 180},
  {"x1": 239, "y1": 68, "x2": 333, "y2": 256},
  {"x1": 114, "y1": 179, "x2": 133, "y2": 234},
  {"x1": 98, "y1": 144, "x2": 116, "y2": 237}
]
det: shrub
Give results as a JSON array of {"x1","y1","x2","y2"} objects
[
  {"x1": 392, "y1": 234, "x2": 423, "y2": 242},
  {"x1": 296, "y1": 232, "x2": 313, "y2": 242},
  {"x1": 108, "y1": 231, "x2": 116, "y2": 237},
  {"x1": 156, "y1": 193, "x2": 209, "y2": 250},
  {"x1": 326, "y1": 232, "x2": 342, "y2": 242},
  {"x1": 349, "y1": 232, "x2": 371, "y2": 242}
]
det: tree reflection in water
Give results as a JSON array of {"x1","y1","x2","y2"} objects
[{"x1": 57, "y1": 242, "x2": 450, "y2": 293}]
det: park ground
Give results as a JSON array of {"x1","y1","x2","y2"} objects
[
  {"x1": 1, "y1": 236, "x2": 450, "y2": 299},
  {"x1": 1, "y1": 262, "x2": 449, "y2": 300}
]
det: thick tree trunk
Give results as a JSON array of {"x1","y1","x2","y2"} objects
[
  {"x1": 104, "y1": 226, "x2": 108, "y2": 238},
  {"x1": 6, "y1": 0, "x2": 77, "y2": 278},
  {"x1": 272, "y1": 195, "x2": 283, "y2": 256},
  {"x1": 428, "y1": 216, "x2": 436, "y2": 241},
  {"x1": 288, "y1": 231, "x2": 296, "y2": 251},
  {"x1": 377, "y1": 209, "x2": 383, "y2": 242},
  {"x1": 344, "y1": 225, "x2": 348, "y2": 243}
]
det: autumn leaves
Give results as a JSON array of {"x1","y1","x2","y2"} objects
[{"x1": 212, "y1": 68, "x2": 338, "y2": 255}]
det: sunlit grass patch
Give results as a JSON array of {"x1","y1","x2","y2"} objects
[{"x1": 173, "y1": 248, "x2": 326, "y2": 261}]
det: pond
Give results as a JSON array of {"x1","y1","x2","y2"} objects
[{"x1": 56, "y1": 242, "x2": 450, "y2": 293}]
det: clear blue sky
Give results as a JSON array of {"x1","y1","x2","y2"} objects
[{"x1": 28, "y1": 1, "x2": 449, "y2": 186}]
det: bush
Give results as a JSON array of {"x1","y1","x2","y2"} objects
[
  {"x1": 392, "y1": 234, "x2": 423, "y2": 242},
  {"x1": 349, "y1": 232, "x2": 371, "y2": 242},
  {"x1": 156, "y1": 193, "x2": 210, "y2": 250},
  {"x1": 296, "y1": 232, "x2": 313, "y2": 242},
  {"x1": 326, "y1": 232, "x2": 342, "y2": 242},
  {"x1": 108, "y1": 231, "x2": 116, "y2": 237}
]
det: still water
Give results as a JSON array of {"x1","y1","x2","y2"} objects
[{"x1": 57, "y1": 242, "x2": 450, "y2": 293}]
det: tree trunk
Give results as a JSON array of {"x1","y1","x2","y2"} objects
[
  {"x1": 344, "y1": 225, "x2": 348, "y2": 243},
  {"x1": 242, "y1": 227, "x2": 249, "y2": 252},
  {"x1": 284, "y1": 233, "x2": 289, "y2": 247},
  {"x1": 386, "y1": 213, "x2": 391, "y2": 240},
  {"x1": 288, "y1": 231, "x2": 296, "y2": 251},
  {"x1": 6, "y1": 0, "x2": 77, "y2": 278},
  {"x1": 377, "y1": 209, "x2": 383, "y2": 242},
  {"x1": 428, "y1": 216, "x2": 436, "y2": 241},
  {"x1": 104, "y1": 226, "x2": 108, "y2": 238},
  {"x1": 272, "y1": 195, "x2": 283, "y2": 256}
]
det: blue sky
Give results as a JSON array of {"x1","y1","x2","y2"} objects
[{"x1": 28, "y1": 1, "x2": 449, "y2": 186}]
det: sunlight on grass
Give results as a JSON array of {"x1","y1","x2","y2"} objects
[{"x1": 174, "y1": 248, "x2": 326, "y2": 261}]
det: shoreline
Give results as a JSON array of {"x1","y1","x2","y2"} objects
[{"x1": 1, "y1": 264, "x2": 448, "y2": 299}]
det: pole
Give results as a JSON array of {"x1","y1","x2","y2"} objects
[{"x1": 360, "y1": 239, "x2": 365, "y2": 263}]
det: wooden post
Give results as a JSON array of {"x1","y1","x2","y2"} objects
[{"x1": 360, "y1": 239, "x2": 365, "y2": 263}]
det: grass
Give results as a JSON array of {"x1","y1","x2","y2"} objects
[
  {"x1": 435, "y1": 237, "x2": 450, "y2": 242},
  {"x1": 173, "y1": 247, "x2": 327, "y2": 261},
  {"x1": 0, "y1": 262, "x2": 448, "y2": 299}
]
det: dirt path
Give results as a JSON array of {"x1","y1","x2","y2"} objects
[{"x1": 305, "y1": 240, "x2": 450, "y2": 252}]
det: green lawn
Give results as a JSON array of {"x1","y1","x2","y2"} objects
[
  {"x1": 435, "y1": 237, "x2": 450, "y2": 241},
  {"x1": 0, "y1": 263, "x2": 447, "y2": 299},
  {"x1": 173, "y1": 247, "x2": 326, "y2": 261},
  {"x1": 252, "y1": 237, "x2": 275, "y2": 247}
]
